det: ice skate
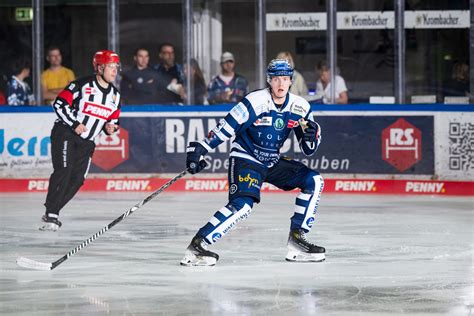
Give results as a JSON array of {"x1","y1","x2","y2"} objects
[
  {"x1": 180, "y1": 235, "x2": 219, "y2": 266},
  {"x1": 286, "y1": 229, "x2": 325, "y2": 262},
  {"x1": 39, "y1": 214, "x2": 62, "y2": 231}
]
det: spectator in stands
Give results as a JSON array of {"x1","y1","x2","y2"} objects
[
  {"x1": 7, "y1": 57, "x2": 35, "y2": 106},
  {"x1": 315, "y1": 61, "x2": 348, "y2": 104},
  {"x1": 0, "y1": 73, "x2": 7, "y2": 105},
  {"x1": 154, "y1": 43, "x2": 185, "y2": 104},
  {"x1": 175, "y1": 58, "x2": 207, "y2": 104},
  {"x1": 120, "y1": 48, "x2": 159, "y2": 105},
  {"x1": 41, "y1": 46, "x2": 75, "y2": 105},
  {"x1": 276, "y1": 51, "x2": 308, "y2": 97},
  {"x1": 444, "y1": 61, "x2": 469, "y2": 97},
  {"x1": 207, "y1": 51, "x2": 248, "y2": 104}
]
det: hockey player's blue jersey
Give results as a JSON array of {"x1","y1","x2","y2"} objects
[{"x1": 201, "y1": 88, "x2": 320, "y2": 167}]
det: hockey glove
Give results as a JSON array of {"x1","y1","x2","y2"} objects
[
  {"x1": 300, "y1": 120, "x2": 321, "y2": 143},
  {"x1": 186, "y1": 142, "x2": 208, "y2": 174}
]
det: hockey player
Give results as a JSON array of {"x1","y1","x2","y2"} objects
[
  {"x1": 181, "y1": 59, "x2": 325, "y2": 266},
  {"x1": 40, "y1": 50, "x2": 122, "y2": 231}
]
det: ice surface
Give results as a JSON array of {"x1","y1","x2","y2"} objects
[{"x1": 0, "y1": 192, "x2": 472, "y2": 315}]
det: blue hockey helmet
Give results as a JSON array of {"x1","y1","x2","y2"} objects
[{"x1": 266, "y1": 58, "x2": 294, "y2": 84}]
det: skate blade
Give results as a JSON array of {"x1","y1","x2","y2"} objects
[
  {"x1": 39, "y1": 223, "x2": 59, "y2": 231},
  {"x1": 285, "y1": 250, "x2": 325, "y2": 262},
  {"x1": 180, "y1": 252, "x2": 217, "y2": 266}
]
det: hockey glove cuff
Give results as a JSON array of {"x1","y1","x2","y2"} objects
[{"x1": 186, "y1": 142, "x2": 209, "y2": 174}]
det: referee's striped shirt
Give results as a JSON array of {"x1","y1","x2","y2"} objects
[{"x1": 52, "y1": 75, "x2": 121, "y2": 141}]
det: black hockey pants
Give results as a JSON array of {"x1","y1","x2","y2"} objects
[{"x1": 44, "y1": 122, "x2": 95, "y2": 215}]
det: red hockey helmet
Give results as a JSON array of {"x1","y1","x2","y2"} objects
[{"x1": 93, "y1": 50, "x2": 120, "y2": 71}]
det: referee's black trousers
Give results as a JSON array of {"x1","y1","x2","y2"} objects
[{"x1": 44, "y1": 122, "x2": 95, "y2": 216}]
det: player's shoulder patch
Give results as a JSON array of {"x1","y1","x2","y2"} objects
[
  {"x1": 288, "y1": 95, "x2": 311, "y2": 117},
  {"x1": 245, "y1": 89, "x2": 272, "y2": 115}
]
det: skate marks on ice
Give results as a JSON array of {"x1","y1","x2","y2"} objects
[{"x1": 0, "y1": 192, "x2": 472, "y2": 315}]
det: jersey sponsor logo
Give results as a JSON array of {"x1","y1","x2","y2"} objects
[
  {"x1": 83, "y1": 102, "x2": 113, "y2": 120},
  {"x1": 405, "y1": 181, "x2": 445, "y2": 193},
  {"x1": 382, "y1": 118, "x2": 422, "y2": 172},
  {"x1": 229, "y1": 103, "x2": 248, "y2": 123},
  {"x1": 253, "y1": 116, "x2": 273, "y2": 126},
  {"x1": 92, "y1": 128, "x2": 129, "y2": 171},
  {"x1": 229, "y1": 184, "x2": 238, "y2": 194},
  {"x1": 211, "y1": 119, "x2": 227, "y2": 135},
  {"x1": 238, "y1": 173, "x2": 260, "y2": 189},
  {"x1": 84, "y1": 87, "x2": 98, "y2": 95},
  {"x1": 273, "y1": 118, "x2": 285, "y2": 130},
  {"x1": 290, "y1": 103, "x2": 306, "y2": 116},
  {"x1": 287, "y1": 119, "x2": 299, "y2": 128},
  {"x1": 335, "y1": 180, "x2": 376, "y2": 192},
  {"x1": 106, "y1": 180, "x2": 150, "y2": 191},
  {"x1": 212, "y1": 232, "x2": 222, "y2": 242}
]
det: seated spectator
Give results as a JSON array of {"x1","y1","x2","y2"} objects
[
  {"x1": 444, "y1": 62, "x2": 469, "y2": 97},
  {"x1": 207, "y1": 51, "x2": 248, "y2": 104},
  {"x1": 154, "y1": 43, "x2": 185, "y2": 104},
  {"x1": 276, "y1": 51, "x2": 308, "y2": 97},
  {"x1": 120, "y1": 48, "x2": 160, "y2": 105},
  {"x1": 315, "y1": 61, "x2": 348, "y2": 104},
  {"x1": 7, "y1": 57, "x2": 35, "y2": 106},
  {"x1": 174, "y1": 58, "x2": 207, "y2": 104},
  {"x1": 41, "y1": 46, "x2": 75, "y2": 105}
]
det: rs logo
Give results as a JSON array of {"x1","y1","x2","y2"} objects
[
  {"x1": 389, "y1": 128, "x2": 414, "y2": 146},
  {"x1": 381, "y1": 118, "x2": 422, "y2": 172}
]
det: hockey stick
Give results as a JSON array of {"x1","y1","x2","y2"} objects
[{"x1": 16, "y1": 169, "x2": 188, "y2": 271}]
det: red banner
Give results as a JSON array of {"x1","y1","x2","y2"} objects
[{"x1": 0, "y1": 178, "x2": 472, "y2": 196}]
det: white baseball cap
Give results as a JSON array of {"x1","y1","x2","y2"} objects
[{"x1": 221, "y1": 52, "x2": 235, "y2": 63}]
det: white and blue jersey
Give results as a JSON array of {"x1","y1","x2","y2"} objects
[
  {"x1": 200, "y1": 88, "x2": 319, "y2": 167},
  {"x1": 7, "y1": 76, "x2": 35, "y2": 106}
]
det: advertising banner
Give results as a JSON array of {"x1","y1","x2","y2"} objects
[
  {"x1": 0, "y1": 113, "x2": 55, "y2": 178},
  {"x1": 89, "y1": 115, "x2": 434, "y2": 175},
  {"x1": 1, "y1": 177, "x2": 472, "y2": 196},
  {"x1": 0, "y1": 112, "x2": 435, "y2": 177},
  {"x1": 435, "y1": 112, "x2": 474, "y2": 180},
  {"x1": 266, "y1": 11, "x2": 469, "y2": 31}
]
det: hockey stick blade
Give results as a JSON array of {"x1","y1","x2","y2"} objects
[
  {"x1": 16, "y1": 170, "x2": 187, "y2": 271},
  {"x1": 16, "y1": 256, "x2": 52, "y2": 271}
]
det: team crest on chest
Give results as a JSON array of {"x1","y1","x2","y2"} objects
[{"x1": 274, "y1": 118, "x2": 285, "y2": 130}]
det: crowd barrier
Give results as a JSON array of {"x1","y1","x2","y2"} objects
[{"x1": 0, "y1": 104, "x2": 473, "y2": 195}]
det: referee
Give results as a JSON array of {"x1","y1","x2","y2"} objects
[{"x1": 40, "y1": 50, "x2": 122, "y2": 231}]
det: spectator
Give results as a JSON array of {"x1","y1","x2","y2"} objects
[
  {"x1": 154, "y1": 43, "x2": 185, "y2": 104},
  {"x1": 207, "y1": 51, "x2": 248, "y2": 104},
  {"x1": 444, "y1": 62, "x2": 469, "y2": 97},
  {"x1": 315, "y1": 61, "x2": 348, "y2": 104},
  {"x1": 0, "y1": 73, "x2": 7, "y2": 105},
  {"x1": 176, "y1": 59, "x2": 207, "y2": 104},
  {"x1": 7, "y1": 57, "x2": 35, "y2": 106},
  {"x1": 41, "y1": 46, "x2": 75, "y2": 105},
  {"x1": 276, "y1": 51, "x2": 308, "y2": 97},
  {"x1": 120, "y1": 48, "x2": 159, "y2": 105}
]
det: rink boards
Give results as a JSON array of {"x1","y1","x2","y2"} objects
[
  {"x1": 0, "y1": 104, "x2": 473, "y2": 195},
  {"x1": 0, "y1": 177, "x2": 472, "y2": 195}
]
